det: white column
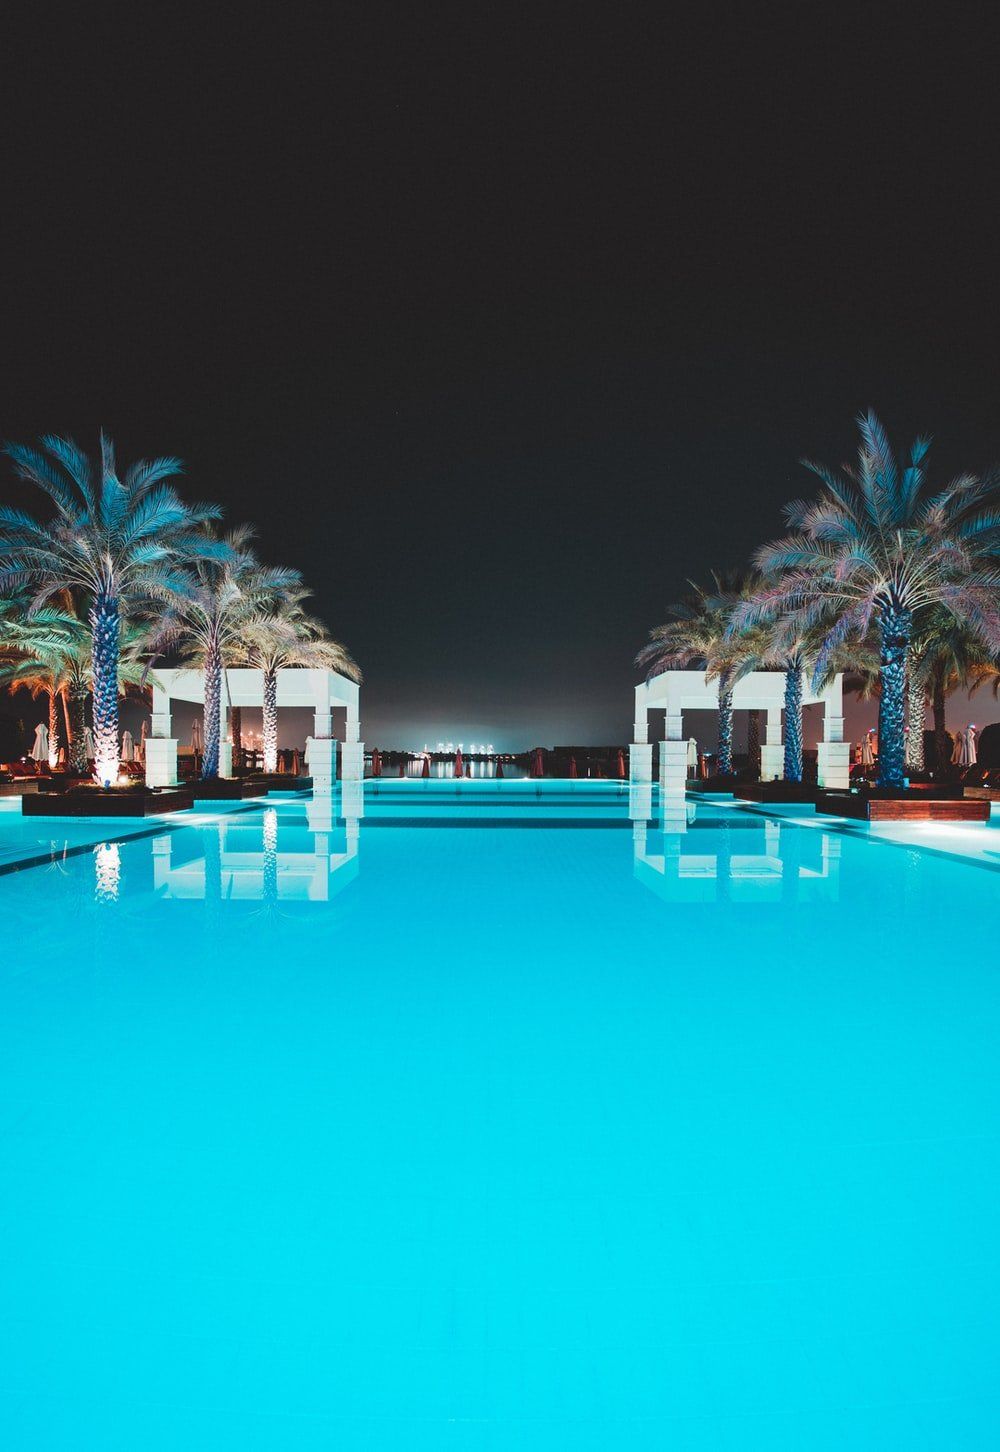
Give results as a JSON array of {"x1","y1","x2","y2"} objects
[
  {"x1": 150, "y1": 684, "x2": 173, "y2": 739},
  {"x1": 218, "y1": 742, "x2": 233, "y2": 778},
  {"x1": 817, "y1": 707, "x2": 851, "y2": 788},
  {"x1": 308, "y1": 737, "x2": 336, "y2": 796},
  {"x1": 659, "y1": 699, "x2": 687, "y2": 799},
  {"x1": 760, "y1": 707, "x2": 784, "y2": 781},
  {"x1": 314, "y1": 707, "x2": 332, "y2": 738},
  {"x1": 145, "y1": 738, "x2": 178, "y2": 787},
  {"x1": 345, "y1": 698, "x2": 360, "y2": 744}
]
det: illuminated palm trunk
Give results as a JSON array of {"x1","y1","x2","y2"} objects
[
  {"x1": 905, "y1": 662, "x2": 926, "y2": 773},
  {"x1": 932, "y1": 675, "x2": 949, "y2": 775},
  {"x1": 783, "y1": 660, "x2": 803, "y2": 783},
  {"x1": 202, "y1": 643, "x2": 222, "y2": 779},
  {"x1": 877, "y1": 605, "x2": 912, "y2": 789},
  {"x1": 746, "y1": 708, "x2": 761, "y2": 779},
  {"x1": 230, "y1": 706, "x2": 242, "y2": 769},
  {"x1": 90, "y1": 593, "x2": 120, "y2": 785},
  {"x1": 717, "y1": 684, "x2": 734, "y2": 776},
  {"x1": 47, "y1": 689, "x2": 60, "y2": 769},
  {"x1": 262, "y1": 666, "x2": 278, "y2": 774},
  {"x1": 69, "y1": 687, "x2": 88, "y2": 774}
]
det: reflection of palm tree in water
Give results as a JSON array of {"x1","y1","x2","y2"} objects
[{"x1": 262, "y1": 807, "x2": 278, "y2": 905}]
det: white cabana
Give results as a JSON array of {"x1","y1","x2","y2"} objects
[
  {"x1": 631, "y1": 668, "x2": 851, "y2": 798},
  {"x1": 145, "y1": 666, "x2": 362, "y2": 795}
]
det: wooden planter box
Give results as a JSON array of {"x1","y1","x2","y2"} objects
[
  {"x1": 816, "y1": 789, "x2": 989, "y2": 823},
  {"x1": 188, "y1": 777, "x2": 267, "y2": 800},
  {"x1": 737, "y1": 781, "x2": 816, "y2": 804},
  {"x1": 0, "y1": 780, "x2": 42, "y2": 796},
  {"x1": 240, "y1": 773, "x2": 313, "y2": 793},
  {"x1": 22, "y1": 788, "x2": 194, "y2": 818}
]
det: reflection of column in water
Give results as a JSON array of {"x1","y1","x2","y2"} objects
[
  {"x1": 263, "y1": 807, "x2": 278, "y2": 903},
  {"x1": 94, "y1": 842, "x2": 121, "y2": 904}
]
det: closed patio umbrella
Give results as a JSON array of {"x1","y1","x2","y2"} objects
[
  {"x1": 530, "y1": 748, "x2": 544, "y2": 778},
  {"x1": 861, "y1": 733, "x2": 875, "y2": 768},
  {"x1": 966, "y1": 725, "x2": 978, "y2": 766},
  {"x1": 687, "y1": 738, "x2": 698, "y2": 776},
  {"x1": 121, "y1": 730, "x2": 135, "y2": 764},
  {"x1": 616, "y1": 749, "x2": 626, "y2": 779},
  {"x1": 421, "y1": 755, "x2": 430, "y2": 778},
  {"x1": 952, "y1": 730, "x2": 967, "y2": 766},
  {"x1": 398, "y1": 759, "x2": 406, "y2": 777},
  {"x1": 31, "y1": 723, "x2": 49, "y2": 761},
  {"x1": 84, "y1": 726, "x2": 95, "y2": 760},
  {"x1": 454, "y1": 748, "x2": 464, "y2": 778},
  {"x1": 139, "y1": 719, "x2": 148, "y2": 761},
  {"x1": 191, "y1": 717, "x2": 203, "y2": 751},
  {"x1": 371, "y1": 748, "x2": 382, "y2": 777},
  {"x1": 568, "y1": 755, "x2": 577, "y2": 779}
]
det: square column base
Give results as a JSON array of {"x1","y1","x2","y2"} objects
[
  {"x1": 660, "y1": 739, "x2": 688, "y2": 799},
  {"x1": 340, "y1": 742, "x2": 364, "y2": 782},
  {"x1": 308, "y1": 739, "x2": 337, "y2": 796},
  {"x1": 630, "y1": 742, "x2": 652, "y2": 784},
  {"x1": 817, "y1": 740, "x2": 851, "y2": 790},
  {"x1": 760, "y1": 743, "x2": 784, "y2": 782},
  {"x1": 145, "y1": 738, "x2": 178, "y2": 788}
]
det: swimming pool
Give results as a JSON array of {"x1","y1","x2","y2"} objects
[{"x1": 2, "y1": 785, "x2": 998, "y2": 1448}]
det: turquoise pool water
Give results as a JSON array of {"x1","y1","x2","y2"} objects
[{"x1": 2, "y1": 785, "x2": 999, "y2": 1448}]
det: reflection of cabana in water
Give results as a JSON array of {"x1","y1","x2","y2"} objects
[
  {"x1": 631, "y1": 668, "x2": 851, "y2": 796},
  {"x1": 146, "y1": 667, "x2": 363, "y2": 791},
  {"x1": 630, "y1": 795, "x2": 841, "y2": 904},
  {"x1": 152, "y1": 792, "x2": 363, "y2": 902}
]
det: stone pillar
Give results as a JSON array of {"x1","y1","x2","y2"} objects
[
  {"x1": 345, "y1": 701, "x2": 360, "y2": 744},
  {"x1": 309, "y1": 737, "x2": 337, "y2": 796},
  {"x1": 145, "y1": 737, "x2": 178, "y2": 788},
  {"x1": 660, "y1": 706, "x2": 687, "y2": 799},
  {"x1": 817, "y1": 712, "x2": 851, "y2": 788},
  {"x1": 218, "y1": 742, "x2": 233, "y2": 778},
  {"x1": 760, "y1": 707, "x2": 784, "y2": 781},
  {"x1": 630, "y1": 740, "x2": 653, "y2": 784},
  {"x1": 150, "y1": 686, "x2": 172, "y2": 740},
  {"x1": 340, "y1": 741, "x2": 364, "y2": 781},
  {"x1": 314, "y1": 707, "x2": 332, "y2": 738}
]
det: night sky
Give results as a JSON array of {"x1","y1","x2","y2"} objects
[{"x1": 2, "y1": 11, "x2": 999, "y2": 748}]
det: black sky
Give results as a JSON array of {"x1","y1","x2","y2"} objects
[{"x1": 2, "y1": 9, "x2": 999, "y2": 748}]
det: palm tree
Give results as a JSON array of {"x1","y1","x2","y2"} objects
[
  {"x1": 0, "y1": 602, "x2": 157, "y2": 774},
  {"x1": 910, "y1": 611, "x2": 997, "y2": 774},
  {"x1": 154, "y1": 526, "x2": 300, "y2": 779},
  {"x1": 742, "y1": 412, "x2": 1000, "y2": 788},
  {"x1": 637, "y1": 572, "x2": 761, "y2": 777},
  {"x1": 0, "y1": 433, "x2": 223, "y2": 785},
  {"x1": 232, "y1": 592, "x2": 360, "y2": 774}
]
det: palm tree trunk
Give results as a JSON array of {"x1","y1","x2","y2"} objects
[
  {"x1": 60, "y1": 688, "x2": 73, "y2": 752},
  {"x1": 202, "y1": 644, "x2": 222, "y2": 780},
  {"x1": 783, "y1": 659, "x2": 803, "y2": 783},
  {"x1": 47, "y1": 688, "x2": 60, "y2": 769},
  {"x1": 746, "y1": 709, "x2": 761, "y2": 779},
  {"x1": 932, "y1": 674, "x2": 949, "y2": 776},
  {"x1": 89, "y1": 593, "x2": 120, "y2": 785},
  {"x1": 231, "y1": 705, "x2": 243, "y2": 770},
  {"x1": 262, "y1": 667, "x2": 278, "y2": 774},
  {"x1": 69, "y1": 687, "x2": 88, "y2": 775},
  {"x1": 877, "y1": 606, "x2": 912, "y2": 789},
  {"x1": 717, "y1": 685, "x2": 734, "y2": 776},
  {"x1": 905, "y1": 665, "x2": 926, "y2": 774}
]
